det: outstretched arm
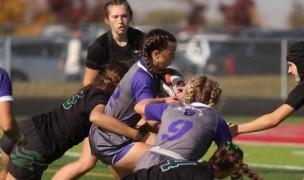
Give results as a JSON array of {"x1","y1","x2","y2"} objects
[
  {"x1": 230, "y1": 104, "x2": 295, "y2": 137},
  {"x1": 134, "y1": 96, "x2": 179, "y2": 116},
  {"x1": 90, "y1": 104, "x2": 142, "y2": 141}
]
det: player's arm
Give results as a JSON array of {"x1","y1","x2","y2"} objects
[
  {"x1": 134, "y1": 97, "x2": 178, "y2": 117},
  {"x1": 83, "y1": 68, "x2": 99, "y2": 86},
  {"x1": 0, "y1": 101, "x2": 23, "y2": 143},
  {"x1": 230, "y1": 104, "x2": 294, "y2": 137},
  {"x1": 90, "y1": 104, "x2": 142, "y2": 141}
]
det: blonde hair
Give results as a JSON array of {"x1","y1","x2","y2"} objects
[{"x1": 184, "y1": 76, "x2": 222, "y2": 107}]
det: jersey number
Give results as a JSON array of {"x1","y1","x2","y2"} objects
[
  {"x1": 63, "y1": 91, "x2": 85, "y2": 109},
  {"x1": 161, "y1": 119, "x2": 193, "y2": 141}
]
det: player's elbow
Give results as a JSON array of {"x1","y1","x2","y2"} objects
[
  {"x1": 0, "y1": 121, "x2": 14, "y2": 133},
  {"x1": 89, "y1": 111, "x2": 99, "y2": 124}
]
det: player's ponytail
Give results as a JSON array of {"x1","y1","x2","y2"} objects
[
  {"x1": 209, "y1": 141, "x2": 262, "y2": 180},
  {"x1": 78, "y1": 61, "x2": 130, "y2": 95}
]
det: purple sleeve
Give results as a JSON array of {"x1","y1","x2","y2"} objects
[
  {"x1": 144, "y1": 103, "x2": 169, "y2": 121},
  {"x1": 131, "y1": 70, "x2": 156, "y2": 103},
  {"x1": 214, "y1": 115, "x2": 232, "y2": 147},
  {"x1": 0, "y1": 68, "x2": 13, "y2": 101}
]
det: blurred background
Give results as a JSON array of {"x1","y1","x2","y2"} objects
[{"x1": 1, "y1": 0, "x2": 304, "y2": 116}]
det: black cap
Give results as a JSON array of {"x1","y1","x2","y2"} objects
[{"x1": 286, "y1": 41, "x2": 304, "y2": 81}]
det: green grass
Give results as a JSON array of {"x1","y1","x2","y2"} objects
[
  {"x1": 0, "y1": 116, "x2": 303, "y2": 179},
  {"x1": 38, "y1": 142, "x2": 304, "y2": 180},
  {"x1": 225, "y1": 116, "x2": 304, "y2": 125},
  {"x1": 8, "y1": 78, "x2": 304, "y2": 179},
  {"x1": 202, "y1": 144, "x2": 304, "y2": 180}
]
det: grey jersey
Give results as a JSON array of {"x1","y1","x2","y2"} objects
[
  {"x1": 89, "y1": 59, "x2": 160, "y2": 164},
  {"x1": 135, "y1": 101, "x2": 231, "y2": 171}
]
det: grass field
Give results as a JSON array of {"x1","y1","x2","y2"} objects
[
  {"x1": 1, "y1": 116, "x2": 302, "y2": 180},
  {"x1": 7, "y1": 77, "x2": 304, "y2": 179},
  {"x1": 38, "y1": 143, "x2": 303, "y2": 180}
]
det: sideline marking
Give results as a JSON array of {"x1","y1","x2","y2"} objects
[
  {"x1": 292, "y1": 151, "x2": 304, "y2": 156},
  {"x1": 45, "y1": 168, "x2": 113, "y2": 177},
  {"x1": 248, "y1": 163, "x2": 304, "y2": 171},
  {"x1": 64, "y1": 151, "x2": 81, "y2": 157}
]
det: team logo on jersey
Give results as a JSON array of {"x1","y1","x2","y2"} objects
[
  {"x1": 63, "y1": 91, "x2": 85, "y2": 109},
  {"x1": 160, "y1": 159, "x2": 196, "y2": 172}
]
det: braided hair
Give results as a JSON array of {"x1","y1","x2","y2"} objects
[
  {"x1": 209, "y1": 141, "x2": 262, "y2": 180},
  {"x1": 142, "y1": 29, "x2": 176, "y2": 74},
  {"x1": 286, "y1": 41, "x2": 304, "y2": 81},
  {"x1": 184, "y1": 76, "x2": 222, "y2": 108}
]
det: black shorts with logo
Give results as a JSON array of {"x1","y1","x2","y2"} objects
[{"x1": 0, "y1": 119, "x2": 61, "y2": 180}]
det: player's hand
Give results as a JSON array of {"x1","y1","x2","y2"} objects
[
  {"x1": 131, "y1": 129, "x2": 143, "y2": 142},
  {"x1": 164, "y1": 96, "x2": 179, "y2": 103},
  {"x1": 228, "y1": 122, "x2": 239, "y2": 138},
  {"x1": 176, "y1": 84, "x2": 187, "y2": 100}
]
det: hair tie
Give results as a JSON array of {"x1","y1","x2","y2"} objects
[{"x1": 226, "y1": 141, "x2": 239, "y2": 150}]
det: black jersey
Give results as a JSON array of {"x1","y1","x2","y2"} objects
[
  {"x1": 285, "y1": 81, "x2": 304, "y2": 110},
  {"x1": 86, "y1": 27, "x2": 145, "y2": 71},
  {"x1": 32, "y1": 87, "x2": 110, "y2": 154},
  {"x1": 123, "y1": 160, "x2": 213, "y2": 180}
]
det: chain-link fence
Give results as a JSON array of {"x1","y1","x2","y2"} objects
[
  {"x1": 1, "y1": 33, "x2": 304, "y2": 101},
  {"x1": 170, "y1": 36, "x2": 304, "y2": 101}
]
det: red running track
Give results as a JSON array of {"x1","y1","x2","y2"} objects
[{"x1": 233, "y1": 125, "x2": 304, "y2": 145}]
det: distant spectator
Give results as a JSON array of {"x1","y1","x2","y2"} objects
[{"x1": 62, "y1": 27, "x2": 82, "y2": 82}]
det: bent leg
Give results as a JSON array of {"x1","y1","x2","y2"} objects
[
  {"x1": 108, "y1": 142, "x2": 151, "y2": 179},
  {"x1": 5, "y1": 173, "x2": 17, "y2": 180},
  {"x1": 52, "y1": 138, "x2": 97, "y2": 180},
  {"x1": 0, "y1": 151, "x2": 9, "y2": 180}
]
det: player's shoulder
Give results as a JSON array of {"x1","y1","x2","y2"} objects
[
  {"x1": 0, "y1": 68, "x2": 11, "y2": 85},
  {"x1": 128, "y1": 27, "x2": 145, "y2": 38},
  {"x1": 0, "y1": 67, "x2": 9, "y2": 77},
  {"x1": 94, "y1": 31, "x2": 112, "y2": 44}
]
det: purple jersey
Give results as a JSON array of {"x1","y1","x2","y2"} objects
[
  {"x1": 89, "y1": 59, "x2": 160, "y2": 164},
  {"x1": 0, "y1": 67, "x2": 13, "y2": 102},
  {"x1": 135, "y1": 101, "x2": 232, "y2": 171}
]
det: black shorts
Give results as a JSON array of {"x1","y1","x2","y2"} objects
[{"x1": 0, "y1": 119, "x2": 58, "y2": 179}]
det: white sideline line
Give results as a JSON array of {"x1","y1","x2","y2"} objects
[
  {"x1": 64, "y1": 151, "x2": 81, "y2": 158},
  {"x1": 248, "y1": 163, "x2": 304, "y2": 171}
]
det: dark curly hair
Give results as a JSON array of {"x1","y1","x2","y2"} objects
[
  {"x1": 209, "y1": 141, "x2": 262, "y2": 180},
  {"x1": 79, "y1": 61, "x2": 131, "y2": 95}
]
